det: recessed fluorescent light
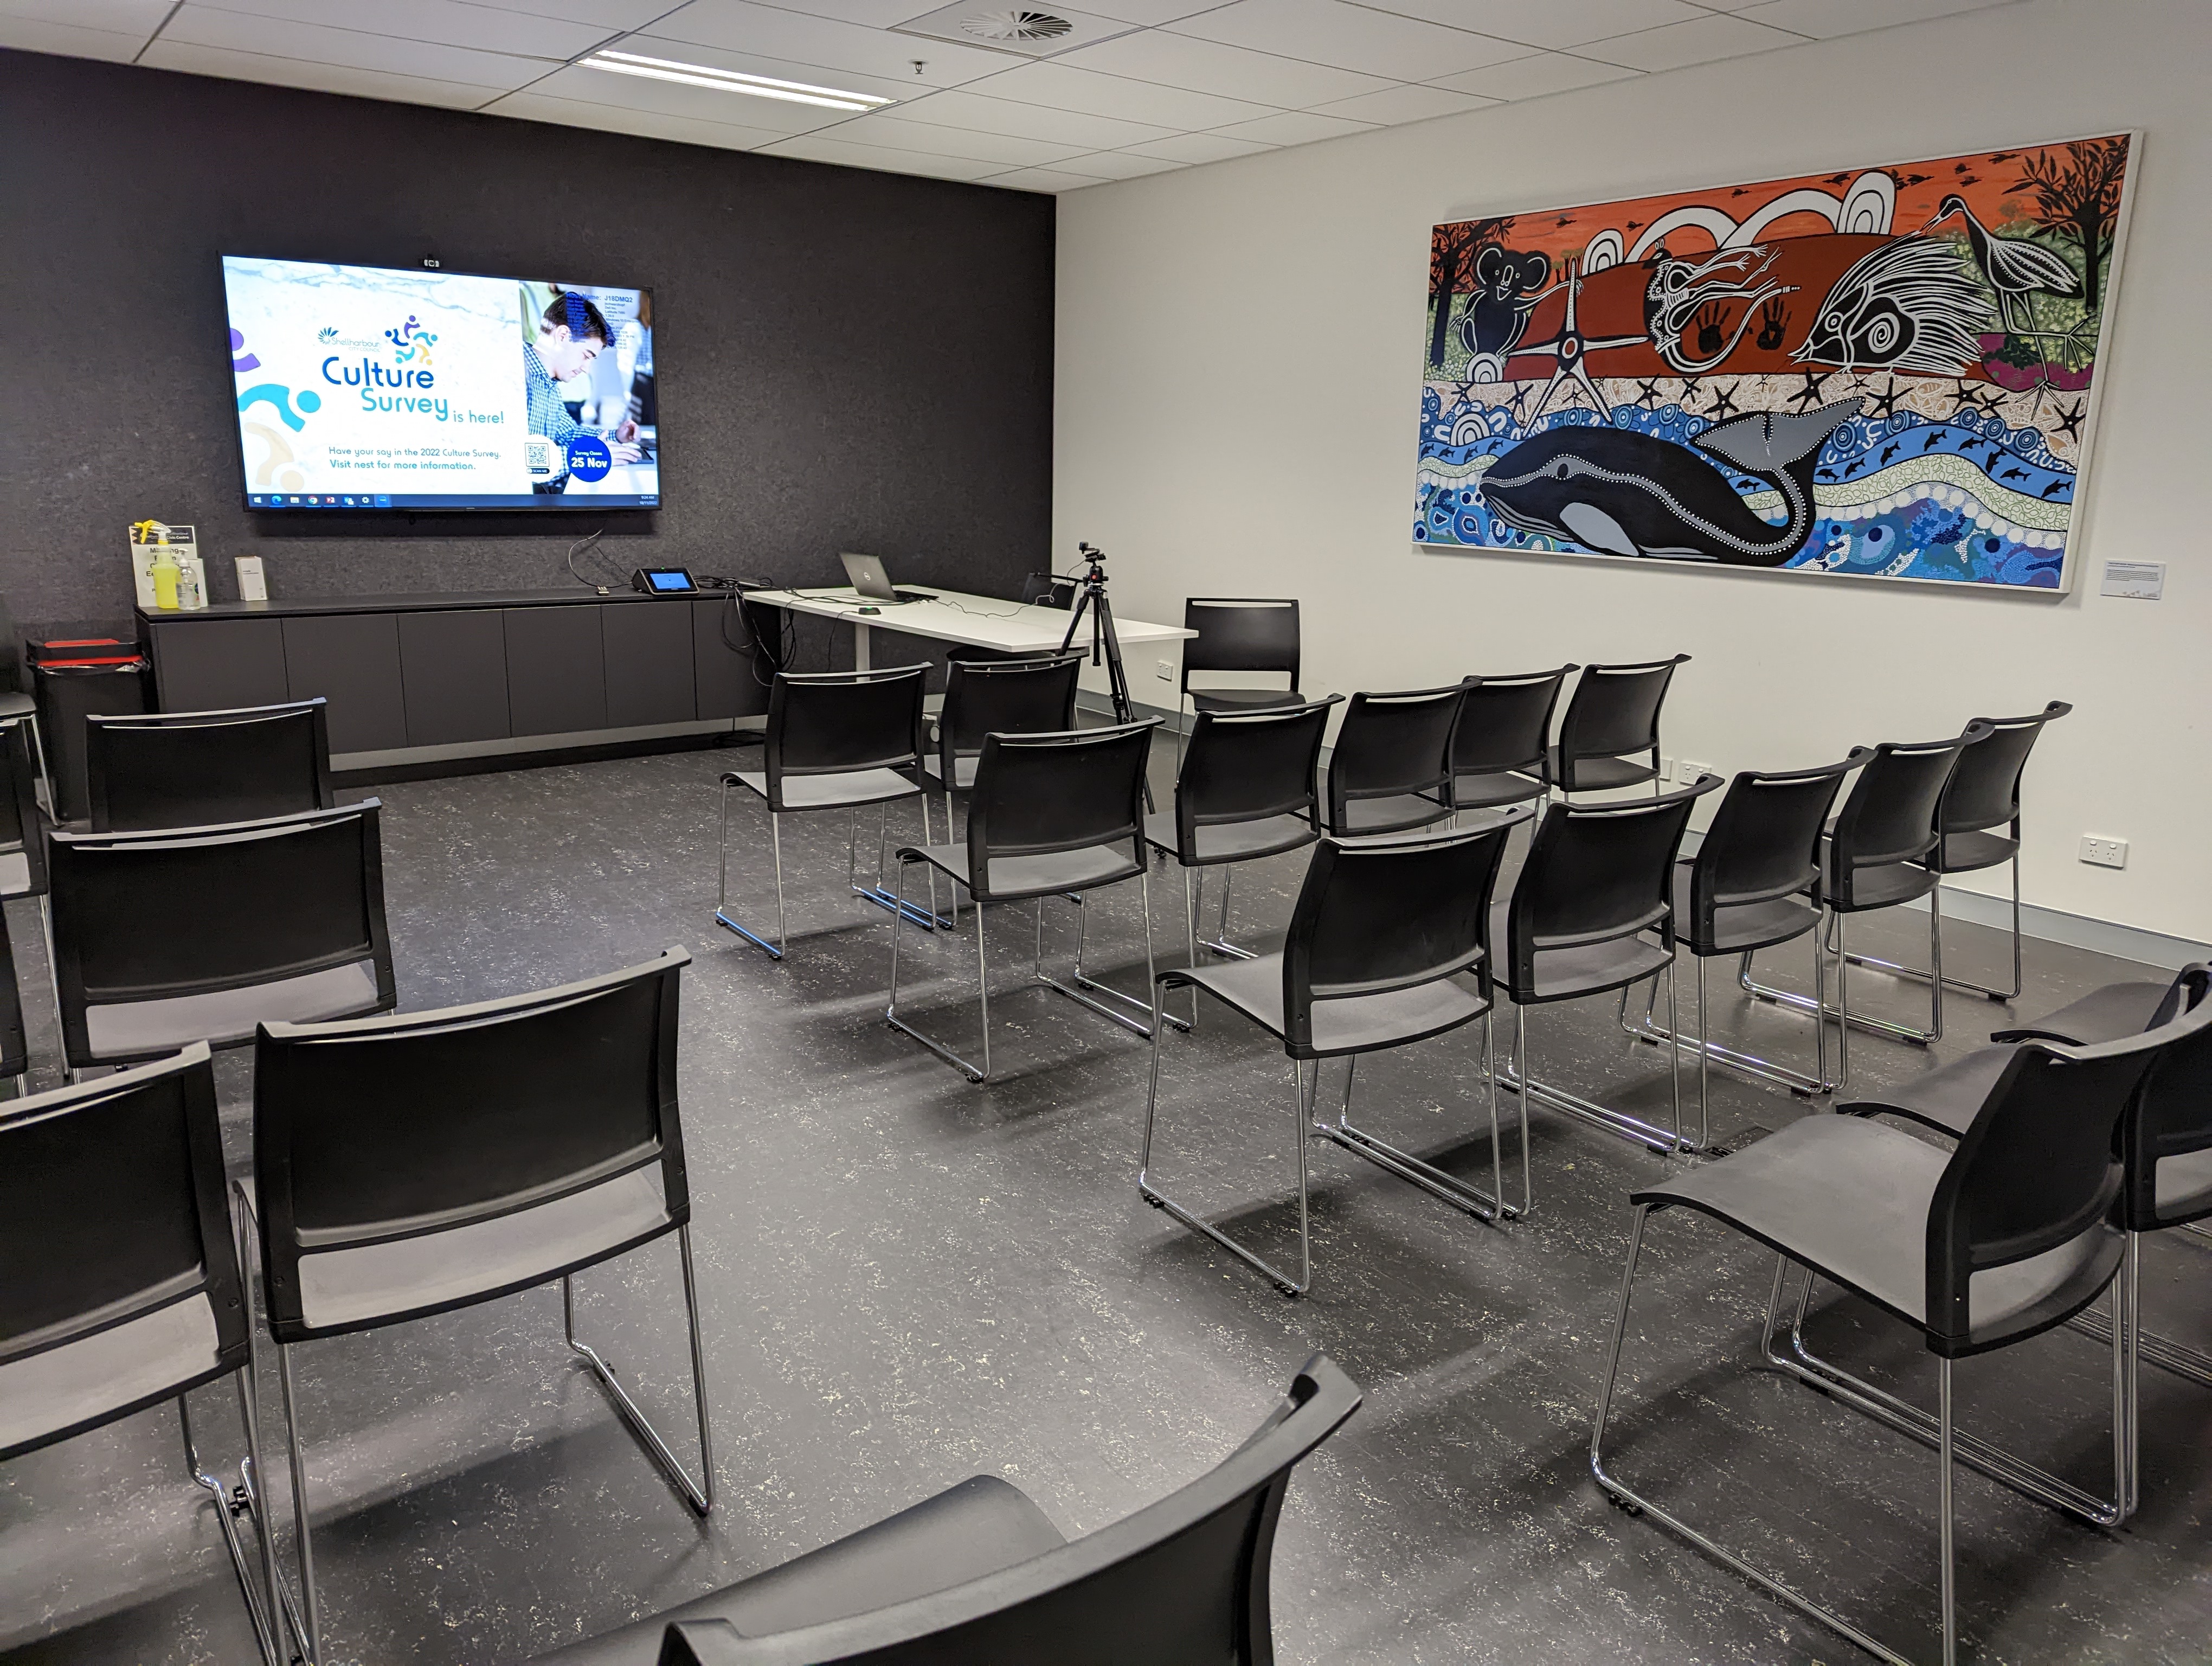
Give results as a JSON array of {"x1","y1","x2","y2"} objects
[{"x1": 580, "y1": 49, "x2": 892, "y2": 112}]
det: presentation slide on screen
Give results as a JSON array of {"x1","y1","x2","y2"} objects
[{"x1": 223, "y1": 257, "x2": 659, "y2": 509}]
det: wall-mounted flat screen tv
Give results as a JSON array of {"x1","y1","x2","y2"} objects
[{"x1": 222, "y1": 255, "x2": 659, "y2": 511}]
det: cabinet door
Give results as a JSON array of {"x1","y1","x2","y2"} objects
[
  {"x1": 694, "y1": 595, "x2": 769, "y2": 720},
  {"x1": 504, "y1": 606, "x2": 607, "y2": 737},
  {"x1": 151, "y1": 618, "x2": 288, "y2": 712},
  {"x1": 603, "y1": 601, "x2": 696, "y2": 727},
  {"x1": 284, "y1": 613, "x2": 407, "y2": 753},
  {"x1": 398, "y1": 610, "x2": 510, "y2": 746}
]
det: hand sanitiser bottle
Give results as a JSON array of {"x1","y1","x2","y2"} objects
[{"x1": 150, "y1": 532, "x2": 181, "y2": 610}]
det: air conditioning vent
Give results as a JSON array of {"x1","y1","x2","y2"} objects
[
  {"x1": 892, "y1": 0, "x2": 1136, "y2": 59},
  {"x1": 962, "y1": 9, "x2": 1073, "y2": 41}
]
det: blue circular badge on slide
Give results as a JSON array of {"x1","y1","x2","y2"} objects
[{"x1": 565, "y1": 435, "x2": 613, "y2": 482}]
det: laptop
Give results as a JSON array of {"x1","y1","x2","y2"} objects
[{"x1": 839, "y1": 552, "x2": 935, "y2": 605}]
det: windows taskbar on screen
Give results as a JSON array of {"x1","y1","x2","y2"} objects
[{"x1": 247, "y1": 493, "x2": 660, "y2": 510}]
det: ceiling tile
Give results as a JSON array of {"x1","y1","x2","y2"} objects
[
  {"x1": 761, "y1": 130, "x2": 1006, "y2": 178},
  {"x1": 883, "y1": 86, "x2": 1174, "y2": 146},
  {"x1": 470, "y1": 0, "x2": 673, "y2": 24},
  {"x1": 961, "y1": 58, "x2": 1278, "y2": 128},
  {"x1": 161, "y1": 3, "x2": 556, "y2": 87},
  {"x1": 985, "y1": 165, "x2": 1108, "y2": 191},
  {"x1": 753, "y1": 0, "x2": 940, "y2": 25},
  {"x1": 1732, "y1": 0, "x2": 2004, "y2": 35},
  {"x1": 1580, "y1": 9, "x2": 1805, "y2": 68},
  {"x1": 1428, "y1": 49, "x2": 1637, "y2": 98},
  {"x1": 1172, "y1": 0, "x2": 1535, "y2": 80},
  {"x1": 641, "y1": 0, "x2": 1016, "y2": 87},
  {"x1": 1078, "y1": 0, "x2": 1240, "y2": 23},
  {"x1": 1355, "y1": 0, "x2": 1706, "y2": 48},
  {"x1": 186, "y1": 0, "x2": 613, "y2": 59},
  {"x1": 525, "y1": 60, "x2": 871, "y2": 131},
  {"x1": 486, "y1": 87, "x2": 793, "y2": 146},
  {"x1": 137, "y1": 38, "x2": 508, "y2": 105},
  {"x1": 2, "y1": 0, "x2": 171, "y2": 31},
  {"x1": 1120, "y1": 129, "x2": 1275, "y2": 162},
  {"x1": 1204, "y1": 108, "x2": 1376, "y2": 145},
  {"x1": 1053, "y1": 148, "x2": 1186, "y2": 177},
  {"x1": 1307, "y1": 81, "x2": 1495, "y2": 123},
  {"x1": 810, "y1": 109, "x2": 1091, "y2": 164},
  {"x1": 0, "y1": 15, "x2": 146, "y2": 60},
  {"x1": 1055, "y1": 27, "x2": 1392, "y2": 107}
]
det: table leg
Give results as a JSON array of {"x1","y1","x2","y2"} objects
[{"x1": 854, "y1": 620, "x2": 871, "y2": 671}]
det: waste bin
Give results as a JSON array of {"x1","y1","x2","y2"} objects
[{"x1": 30, "y1": 638, "x2": 149, "y2": 824}]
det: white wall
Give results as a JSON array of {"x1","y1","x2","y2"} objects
[{"x1": 1056, "y1": 0, "x2": 2209, "y2": 948}]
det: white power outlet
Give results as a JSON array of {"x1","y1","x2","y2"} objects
[
  {"x1": 1680, "y1": 759, "x2": 1714, "y2": 784},
  {"x1": 1155, "y1": 659, "x2": 1175, "y2": 682},
  {"x1": 2080, "y1": 835, "x2": 2129, "y2": 869}
]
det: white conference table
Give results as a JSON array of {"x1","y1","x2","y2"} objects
[{"x1": 745, "y1": 585, "x2": 1193, "y2": 671}]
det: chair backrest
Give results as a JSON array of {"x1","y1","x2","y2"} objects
[
  {"x1": 1172, "y1": 696, "x2": 1339, "y2": 862},
  {"x1": 1827, "y1": 723, "x2": 1990, "y2": 903},
  {"x1": 1506, "y1": 777, "x2": 1719, "y2": 999},
  {"x1": 253, "y1": 949, "x2": 690, "y2": 1343},
  {"x1": 658, "y1": 1355, "x2": 1361, "y2": 1666},
  {"x1": 1281, "y1": 816, "x2": 1526, "y2": 1054},
  {"x1": 967, "y1": 721, "x2": 1156, "y2": 902},
  {"x1": 0, "y1": 714, "x2": 45, "y2": 898},
  {"x1": 1451, "y1": 665, "x2": 1576, "y2": 777},
  {"x1": 766, "y1": 668, "x2": 926, "y2": 808},
  {"x1": 0, "y1": 905, "x2": 24, "y2": 1081},
  {"x1": 1326, "y1": 683, "x2": 1463, "y2": 829},
  {"x1": 0, "y1": 1045, "x2": 246, "y2": 1460},
  {"x1": 2127, "y1": 963, "x2": 2212, "y2": 1231},
  {"x1": 1684, "y1": 752, "x2": 1868, "y2": 952},
  {"x1": 938, "y1": 655, "x2": 1083, "y2": 781},
  {"x1": 1939, "y1": 700, "x2": 2070, "y2": 838},
  {"x1": 1929, "y1": 997, "x2": 2212, "y2": 1351},
  {"x1": 1180, "y1": 599, "x2": 1300, "y2": 694},
  {"x1": 1552, "y1": 655, "x2": 1689, "y2": 787},
  {"x1": 47, "y1": 802, "x2": 396, "y2": 1068},
  {"x1": 85, "y1": 699, "x2": 334, "y2": 833}
]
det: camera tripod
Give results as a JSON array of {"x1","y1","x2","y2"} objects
[{"x1": 1058, "y1": 542, "x2": 1154, "y2": 809}]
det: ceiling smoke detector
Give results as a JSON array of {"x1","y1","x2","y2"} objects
[{"x1": 960, "y1": 9, "x2": 1073, "y2": 41}]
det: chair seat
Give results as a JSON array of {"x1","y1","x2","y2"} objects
[
  {"x1": 1189, "y1": 688, "x2": 1303, "y2": 715},
  {"x1": 1839, "y1": 1044, "x2": 2016, "y2": 1139},
  {"x1": 0, "y1": 693, "x2": 33, "y2": 720},
  {"x1": 83, "y1": 960, "x2": 384, "y2": 1063},
  {"x1": 2157, "y1": 1146, "x2": 2212, "y2": 1224},
  {"x1": 1634, "y1": 1114, "x2": 2121, "y2": 1356},
  {"x1": 1450, "y1": 768, "x2": 1543, "y2": 811},
  {"x1": 1935, "y1": 828, "x2": 2018, "y2": 874},
  {"x1": 263, "y1": 1162, "x2": 676, "y2": 1340},
  {"x1": 724, "y1": 767, "x2": 920, "y2": 812},
  {"x1": 0, "y1": 1292, "x2": 227, "y2": 1459},
  {"x1": 1674, "y1": 861, "x2": 1822, "y2": 957},
  {"x1": 1993, "y1": 982, "x2": 2171, "y2": 1047},
  {"x1": 0, "y1": 848, "x2": 28, "y2": 898},
  {"x1": 1163, "y1": 950, "x2": 1488, "y2": 1058},
  {"x1": 529, "y1": 1475, "x2": 1065, "y2": 1664},
  {"x1": 1548, "y1": 747, "x2": 1657, "y2": 792},
  {"x1": 1141, "y1": 811, "x2": 1316, "y2": 867},
  {"x1": 1493, "y1": 901, "x2": 1674, "y2": 1003},
  {"x1": 1327, "y1": 791, "x2": 1452, "y2": 839},
  {"x1": 896, "y1": 841, "x2": 1142, "y2": 904}
]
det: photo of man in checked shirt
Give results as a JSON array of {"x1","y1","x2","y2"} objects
[{"x1": 524, "y1": 291, "x2": 641, "y2": 494}]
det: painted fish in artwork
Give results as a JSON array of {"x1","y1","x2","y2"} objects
[{"x1": 1480, "y1": 398, "x2": 1861, "y2": 566}]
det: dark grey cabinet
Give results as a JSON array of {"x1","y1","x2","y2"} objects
[
  {"x1": 150, "y1": 616, "x2": 289, "y2": 712},
  {"x1": 398, "y1": 610, "x2": 509, "y2": 746},
  {"x1": 694, "y1": 595, "x2": 768, "y2": 720},
  {"x1": 283, "y1": 613, "x2": 408, "y2": 753},
  {"x1": 504, "y1": 606, "x2": 607, "y2": 737},
  {"x1": 604, "y1": 601, "x2": 696, "y2": 727}
]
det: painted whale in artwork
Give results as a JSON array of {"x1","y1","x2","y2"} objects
[{"x1": 1480, "y1": 398, "x2": 1861, "y2": 566}]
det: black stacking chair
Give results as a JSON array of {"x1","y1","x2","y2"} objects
[
  {"x1": 1449, "y1": 665, "x2": 1574, "y2": 825},
  {"x1": 0, "y1": 591, "x2": 54, "y2": 815},
  {"x1": 1142, "y1": 816, "x2": 1526, "y2": 1295},
  {"x1": 1845, "y1": 700, "x2": 2070, "y2": 1004},
  {"x1": 1592, "y1": 1001, "x2": 2210, "y2": 1666},
  {"x1": 1623, "y1": 753, "x2": 1867, "y2": 1145},
  {"x1": 1178, "y1": 598, "x2": 1302, "y2": 740},
  {"x1": 1323, "y1": 683, "x2": 1462, "y2": 838},
  {"x1": 1, "y1": 1046, "x2": 293, "y2": 1666},
  {"x1": 84, "y1": 699, "x2": 335, "y2": 832},
  {"x1": 1547, "y1": 655, "x2": 1688, "y2": 796},
  {"x1": 1143, "y1": 695, "x2": 1338, "y2": 993},
  {"x1": 924, "y1": 653, "x2": 1083, "y2": 921},
  {"x1": 717, "y1": 666, "x2": 932, "y2": 959},
  {"x1": 240, "y1": 950, "x2": 711, "y2": 1666},
  {"x1": 47, "y1": 802, "x2": 396, "y2": 1077},
  {"x1": 1742, "y1": 724, "x2": 1990, "y2": 1085},
  {"x1": 1499, "y1": 777, "x2": 1718, "y2": 1185},
  {"x1": 532, "y1": 1355, "x2": 1359, "y2": 1666},
  {"x1": 0, "y1": 710, "x2": 46, "y2": 901},
  {"x1": 887, "y1": 720, "x2": 1158, "y2": 1082}
]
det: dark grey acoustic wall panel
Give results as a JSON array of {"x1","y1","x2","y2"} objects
[
  {"x1": 283, "y1": 614, "x2": 407, "y2": 753},
  {"x1": 0, "y1": 50, "x2": 1053, "y2": 635}
]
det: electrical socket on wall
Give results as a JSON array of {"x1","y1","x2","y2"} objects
[
  {"x1": 1681, "y1": 760, "x2": 1714, "y2": 784},
  {"x1": 1155, "y1": 659, "x2": 1174, "y2": 682},
  {"x1": 2080, "y1": 835, "x2": 2129, "y2": 869}
]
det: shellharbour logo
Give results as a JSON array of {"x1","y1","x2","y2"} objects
[{"x1": 318, "y1": 326, "x2": 338, "y2": 342}]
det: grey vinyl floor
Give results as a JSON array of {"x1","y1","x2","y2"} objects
[{"x1": 2, "y1": 746, "x2": 2207, "y2": 1665}]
